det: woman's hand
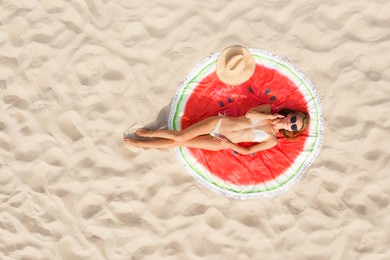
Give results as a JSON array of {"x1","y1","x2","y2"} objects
[
  {"x1": 212, "y1": 136, "x2": 232, "y2": 149},
  {"x1": 269, "y1": 113, "x2": 285, "y2": 120},
  {"x1": 244, "y1": 110, "x2": 253, "y2": 118}
]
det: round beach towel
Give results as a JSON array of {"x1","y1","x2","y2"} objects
[{"x1": 168, "y1": 48, "x2": 323, "y2": 199}]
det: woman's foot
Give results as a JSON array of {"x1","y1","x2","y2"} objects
[
  {"x1": 122, "y1": 137, "x2": 138, "y2": 147},
  {"x1": 135, "y1": 128, "x2": 154, "y2": 137}
]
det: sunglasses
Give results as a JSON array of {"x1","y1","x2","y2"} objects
[{"x1": 290, "y1": 115, "x2": 298, "y2": 131}]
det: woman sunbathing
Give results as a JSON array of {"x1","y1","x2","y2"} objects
[
  {"x1": 122, "y1": 104, "x2": 310, "y2": 155},
  {"x1": 123, "y1": 45, "x2": 310, "y2": 155}
]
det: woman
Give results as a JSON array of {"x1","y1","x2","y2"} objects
[{"x1": 122, "y1": 104, "x2": 310, "y2": 155}]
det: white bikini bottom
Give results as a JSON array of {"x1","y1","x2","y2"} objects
[{"x1": 209, "y1": 118, "x2": 223, "y2": 137}]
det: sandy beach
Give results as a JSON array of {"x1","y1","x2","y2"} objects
[{"x1": 1, "y1": 0, "x2": 389, "y2": 259}]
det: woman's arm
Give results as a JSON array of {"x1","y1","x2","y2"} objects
[
  {"x1": 246, "y1": 137, "x2": 277, "y2": 154},
  {"x1": 226, "y1": 142, "x2": 251, "y2": 155},
  {"x1": 245, "y1": 104, "x2": 284, "y2": 121},
  {"x1": 220, "y1": 136, "x2": 277, "y2": 155},
  {"x1": 245, "y1": 104, "x2": 272, "y2": 120}
]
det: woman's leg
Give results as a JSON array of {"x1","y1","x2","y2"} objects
[
  {"x1": 123, "y1": 137, "x2": 176, "y2": 149},
  {"x1": 136, "y1": 116, "x2": 221, "y2": 142},
  {"x1": 123, "y1": 135, "x2": 222, "y2": 151}
]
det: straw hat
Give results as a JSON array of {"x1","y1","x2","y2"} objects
[{"x1": 216, "y1": 45, "x2": 256, "y2": 85}]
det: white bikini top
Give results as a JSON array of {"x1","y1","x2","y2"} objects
[{"x1": 250, "y1": 118, "x2": 271, "y2": 142}]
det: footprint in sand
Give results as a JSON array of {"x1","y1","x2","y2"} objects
[
  {"x1": 8, "y1": 16, "x2": 29, "y2": 46},
  {"x1": 58, "y1": 6, "x2": 85, "y2": 34},
  {"x1": 43, "y1": 146, "x2": 66, "y2": 166},
  {"x1": 78, "y1": 194, "x2": 105, "y2": 219},
  {"x1": 74, "y1": 54, "x2": 102, "y2": 86},
  {"x1": 3, "y1": 93, "x2": 29, "y2": 109},
  {"x1": 58, "y1": 110, "x2": 86, "y2": 141},
  {"x1": 13, "y1": 142, "x2": 41, "y2": 162},
  {"x1": 102, "y1": 70, "x2": 125, "y2": 81}
]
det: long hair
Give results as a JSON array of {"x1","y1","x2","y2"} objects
[{"x1": 278, "y1": 108, "x2": 310, "y2": 140}]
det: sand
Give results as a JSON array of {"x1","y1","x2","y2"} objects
[{"x1": 1, "y1": 0, "x2": 389, "y2": 259}]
